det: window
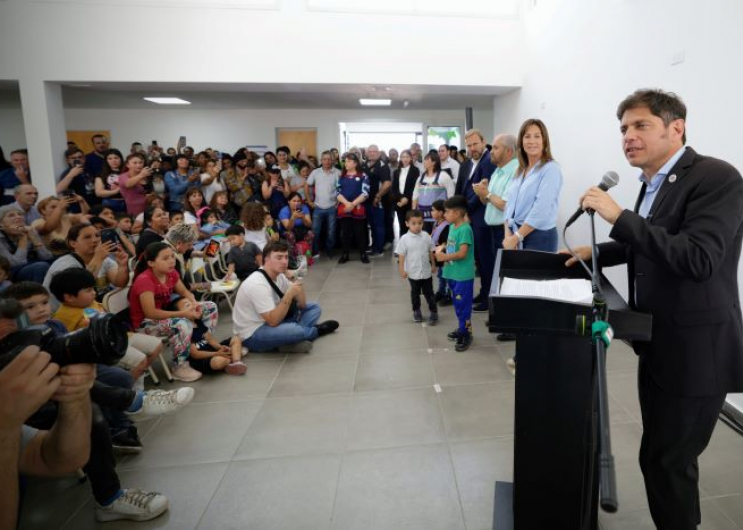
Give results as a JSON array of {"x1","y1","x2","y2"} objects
[
  {"x1": 339, "y1": 122, "x2": 423, "y2": 154},
  {"x1": 426, "y1": 126, "x2": 462, "y2": 151}
]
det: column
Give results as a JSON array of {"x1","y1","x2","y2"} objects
[{"x1": 19, "y1": 78, "x2": 67, "y2": 199}]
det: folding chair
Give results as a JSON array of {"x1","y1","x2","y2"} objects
[
  {"x1": 201, "y1": 256, "x2": 239, "y2": 310},
  {"x1": 102, "y1": 287, "x2": 174, "y2": 384}
]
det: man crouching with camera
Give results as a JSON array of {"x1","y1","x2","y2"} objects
[{"x1": 0, "y1": 345, "x2": 94, "y2": 530}]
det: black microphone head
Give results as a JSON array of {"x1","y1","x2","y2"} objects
[{"x1": 599, "y1": 171, "x2": 620, "y2": 191}]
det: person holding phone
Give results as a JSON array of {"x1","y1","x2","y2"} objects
[
  {"x1": 43, "y1": 223, "x2": 129, "y2": 306},
  {"x1": 31, "y1": 195, "x2": 89, "y2": 256},
  {"x1": 0, "y1": 205, "x2": 54, "y2": 282},
  {"x1": 57, "y1": 147, "x2": 95, "y2": 211},
  {"x1": 117, "y1": 153, "x2": 151, "y2": 216}
]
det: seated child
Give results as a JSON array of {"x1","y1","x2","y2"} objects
[
  {"x1": 225, "y1": 225, "x2": 262, "y2": 281},
  {"x1": 48, "y1": 268, "x2": 161, "y2": 382},
  {"x1": 0, "y1": 255, "x2": 11, "y2": 293},
  {"x1": 169, "y1": 209, "x2": 185, "y2": 228},
  {"x1": 396, "y1": 209, "x2": 438, "y2": 325},
  {"x1": 195, "y1": 208, "x2": 230, "y2": 251},
  {"x1": 174, "y1": 298, "x2": 247, "y2": 376}
]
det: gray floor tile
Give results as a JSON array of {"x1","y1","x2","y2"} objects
[
  {"x1": 608, "y1": 371, "x2": 641, "y2": 422},
  {"x1": 431, "y1": 347, "x2": 513, "y2": 386},
  {"x1": 332, "y1": 444, "x2": 465, "y2": 530},
  {"x1": 710, "y1": 495, "x2": 743, "y2": 529},
  {"x1": 439, "y1": 381, "x2": 515, "y2": 441},
  {"x1": 181, "y1": 359, "x2": 283, "y2": 403},
  {"x1": 120, "y1": 401, "x2": 262, "y2": 469},
  {"x1": 365, "y1": 302, "x2": 418, "y2": 326},
  {"x1": 345, "y1": 387, "x2": 445, "y2": 450},
  {"x1": 198, "y1": 455, "x2": 341, "y2": 530},
  {"x1": 360, "y1": 322, "x2": 427, "y2": 353},
  {"x1": 304, "y1": 325, "x2": 364, "y2": 356},
  {"x1": 59, "y1": 462, "x2": 229, "y2": 530},
  {"x1": 235, "y1": 394, "x2": 350, "y2": 459},
  {"x1": 267, "y1": 354, "x2": 357, "y2": 397},
  {"x1": 450, "y1": 437, "x2": 514, "y2": 530},
  {"x1": 319, "y1": 303, "x2": 367, "y2": 326},
  {"x1": 700, "y1": 421, "x2": 743, "y2": 496},
  {"x1": 599, "y1": 498, "x2": 739, "y2": 530},
  {"x1": 368, "y1": 286, "x2": 414, "y2": 304},
  {"x1": 318, "y1": 289, "x2": 369, "y2": 306},
  {"x1": 354, "y1": 350, "x2": 434, "y2": 392},
  {"x1": 19, "y1": 475, "x2": 92, "y2": 530},
  {"x1": 322, "y1": 277, "x2": 370, "y2": 292},
  {"x1": 610, "y1": 422, "x2": 649, "y2": 512},
  {"x1": 606, "y1": 341, "x2": 639, "y2": 373}
]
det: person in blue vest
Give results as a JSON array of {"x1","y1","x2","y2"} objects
[{"x1": 336, "y1": 152, "x2": 370, "y2": 264}]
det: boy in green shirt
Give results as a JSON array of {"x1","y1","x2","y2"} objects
[{"x1": 435, "y1": 196, "x2": 475, "y2": 351}]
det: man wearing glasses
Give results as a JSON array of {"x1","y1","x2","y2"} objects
[{"x1": 56, "y1": 148, "x2": 93, "y2": 213}]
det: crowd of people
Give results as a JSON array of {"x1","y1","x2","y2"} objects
[{"x1": 0, "y1": 118, "x2": 565, "y2": 526}]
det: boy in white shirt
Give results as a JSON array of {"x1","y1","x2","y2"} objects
[{"x1": 396, "y1": 209, "x2": 438, "y2": 325}]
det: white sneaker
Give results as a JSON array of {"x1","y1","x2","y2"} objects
[
  {"x1": 95, "y1": 488, "x2": 169, "y2": 522},
  {"x1": 140, "y1": 388, "x2": 195, "y2": 416},
  {"x1": 506, "y1": 357, "x2": 516, "y2": 376},
  {"x1": 172, "y1": 362, "x2": 202, "y2": 382},
  {"x1": 241, "y1": 347, "x2": 249, "y2": 357}
]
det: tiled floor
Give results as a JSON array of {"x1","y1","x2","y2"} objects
[{"x1": 19, "y1": 254, "x2": 743, "y2": 529}]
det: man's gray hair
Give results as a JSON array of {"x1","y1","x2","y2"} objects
[
  {"x1": 497, "y1": 134, "x2": 518, "y2": 153},
  {"x1": 166, "y1": 223, "x2": 197, "y2": 245}
]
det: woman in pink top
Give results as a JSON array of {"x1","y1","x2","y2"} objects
[
  {"x1": 129, "y1": 241, "x2": 218, "y2": 382},
  {"x1": 118, "y1": 153, "x2": 150, "y2": 215}
]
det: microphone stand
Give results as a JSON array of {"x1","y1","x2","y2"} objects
[{"x1": 588, "y1": 210, "x2": 618, "y2": 513}]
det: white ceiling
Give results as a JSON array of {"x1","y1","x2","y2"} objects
[{"x1": 0, "y1": 82, "x2": 515, "y2": 110}]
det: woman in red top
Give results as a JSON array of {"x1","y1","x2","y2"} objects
[{"x1": 129, "y1": 241, "x2": 218, "y2": 382}]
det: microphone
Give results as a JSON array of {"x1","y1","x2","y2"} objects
[{"x1": 565, "y1": 171, "x2": 620, "y2": 227}]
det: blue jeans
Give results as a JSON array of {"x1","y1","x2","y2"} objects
[
  {"x1": 523, "y1": 227, "x2": 558, "y2": 252},
  {"x1": 243, "y1": 302, "x2": 322, "y2": 352},
  {"x1": 95, "y1": 364, "x2": 135, "y2": 435},
  {"x1": 368, "y1": 204, "x2": 386, "y2": 253},
  {"x1": 312, "y1": 207, "x2": 337, "y2": 254},
  {"x1": 448, "y1": 279, "x2": 474, "y2": 334}
]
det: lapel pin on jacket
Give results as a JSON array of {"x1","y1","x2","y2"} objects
[{"x1": 668, "y1": 174, "x2": 677, "y2": 183}]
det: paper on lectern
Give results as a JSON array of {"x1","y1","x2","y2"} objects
[{"x1": 500, "y1": 277, "x2": 593, "y2": 304}]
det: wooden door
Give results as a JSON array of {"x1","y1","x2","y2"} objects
[
  {"x1": 276, "y1": 128, "x2": 318, "y2": 158},
  {"x1": 66, "y1": 130, "x2": 110, "y2": 154}
]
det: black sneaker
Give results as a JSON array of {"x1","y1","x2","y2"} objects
[
  {"x1": 447, "y1": 329, "x2": 460, "y2": 341},
  {"x1": 338, "y1": 255, "x2": 349, "y2": 264},
  {"x1": 112, "y1": 427, "x2": 143, "y2": 455},
  {"x1": 497, "y1": 333, "x2": 517, "y2": 342},
  {"x1": 360, "y1": 253, "x2": 370, "y2": 264},
  {"x1": 438, "y1": 295, "x2": 453, "y2": 307},
  {"x1": 413, "y1": 310, "x2": 423, "y2": 323},
  {"x1": 316, "y1": 320, "x2": 340, "y2": 337},
  {"x1": 472, "y1": 302, "x2": 489, "y2": 313},
  {"x1": 428, "y1": 312, "x2": 439, "y2": 326},
  {"x1": 455, "y1": 332, "x2": 473, "y2": 352}
]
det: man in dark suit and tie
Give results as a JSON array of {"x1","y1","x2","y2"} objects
[
  {"x1": 456, "y1": 129, "x2": 497, "y2": 311},
  {"x1": 570, "y1": 89, "x2": 743, "y2": 530}
]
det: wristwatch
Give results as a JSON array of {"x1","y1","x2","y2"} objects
[
  {"x1": 486, "y1": 193, "x2": 492, "y2": 201},
  {"x1": 515, "y1": 231, "x2": 524, "y2": 243}
]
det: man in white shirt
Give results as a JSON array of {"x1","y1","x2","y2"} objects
[
  {"x1": 438, "y1": 144, "x2": 461, "y2": 181},
  {"x1": 305, "y1": 151, "x2": 341, "y2": 258},
  {"x1": 233, "y1": 240, "x2": 339, "y2": 353}
]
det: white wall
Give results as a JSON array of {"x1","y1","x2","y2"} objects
[
  {"x1": 0, "y1": 0, "x2": 524, "y2": 88},
  {"x1": 64, "y1": 107, "x2": 493, "y2": 155},
  {"x1": 493, "y1": 0, "x2": 743, "y2": 298},
  {"x1": 0, "y1": 109, "x2": 26, "y2": 154}
]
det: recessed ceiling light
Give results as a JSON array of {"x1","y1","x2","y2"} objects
[
  {"x1": 143, "y1": 97, "x2": 191, "y2": 105},
  {"x1": 68, "y1": 84, "x2": 92, "y2": 87},
  {"x1": 359, "y1": 98, "x2": 391, "y2": 107}
]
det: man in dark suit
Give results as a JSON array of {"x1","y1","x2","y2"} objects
[
  {"x1": 456, "y1": 129, "x2": 497, "y2": 311},
  {"x1": 571, "y1": 89, "x2": 743, "y2": 530},
  {"x1": 363, "y1": 144, "x2": 391, "y2": 258}
]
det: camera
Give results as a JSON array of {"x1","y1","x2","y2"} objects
[{"x1": 0, "y1": 298, "x2": 128, "y2": 372}]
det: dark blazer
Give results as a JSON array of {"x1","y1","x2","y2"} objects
[
  {"x1": 598, "y1": 147, "x2": 743, "y2": 396},
  {"x1": 391, "y1": 165, "x2": 420, "y2": 207},
  {"x1": 455, "y1": 151, "x2": 497, "y2": 228}
]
